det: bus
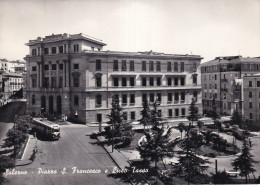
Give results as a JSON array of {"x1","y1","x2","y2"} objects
[{"x1": 32, "y1": 118, "x2": 60, "y2": 140}]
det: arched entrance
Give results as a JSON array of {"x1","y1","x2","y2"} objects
[
  {"x1": 49, "y1": 96, "x2": 54, "y2": 114},
  {"x1": 57, "y1": 95, "x2": 62, "y2": 114},
  {"x1": 41, "y1": 96, "x2": 46, "y2": 113}
]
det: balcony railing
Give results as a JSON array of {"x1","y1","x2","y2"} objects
[
  {"x1": 221, "y1": 78, "x2": 228, "y2": 82},
  {"x1": 221, "y1": 88, "x2": 228, "y2": 92}
]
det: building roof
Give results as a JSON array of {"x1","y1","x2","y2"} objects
[
  {"x1": 26, "y1": 33, "x2": 106, "y2": 47},
  {"x1": 200, "y1": 56, "x2": 260, "y2": 66},
  {"x1": 83, "y1": 50, "x2": 203, "y2": 60}
]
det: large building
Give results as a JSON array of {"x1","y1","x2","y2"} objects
[
  {"x1": 25, "y1": 33, "x2": 202, "y2": 124},
  {"x1": 243, "y1": 74, "x2": 260, "y2": 128},
  {"x1": 201, "y1": 56, "x2": 260, "y2": 116}
]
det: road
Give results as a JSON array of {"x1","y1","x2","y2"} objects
[{"x1": 4, "y1": 125, "x2": 122, "y2": 185}]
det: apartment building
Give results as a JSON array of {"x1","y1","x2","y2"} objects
[
  {"x1": 201, "y1": 56, "x2": 260, "y2": 116},
  {"x1": 25, "y1": 33, "x2": 202, "y2": 124},
  {"x1": 243, "y1": 74, "x2": 260, "y2": 128}
]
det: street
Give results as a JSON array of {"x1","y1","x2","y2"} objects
[{"x1": 4, "y1": 125, "x2": 121, "y2": 185}]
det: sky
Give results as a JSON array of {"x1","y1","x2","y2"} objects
[{"x1": 0, "y1": 0, "x2": 259, "y2": 62}]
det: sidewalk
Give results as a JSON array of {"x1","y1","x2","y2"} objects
[
  {"x1": 97, "y1": 136, "x2": 129, "y2": 169},
  {"x1": 16, "y1": 135, "x2": 37, "y2": 166}
]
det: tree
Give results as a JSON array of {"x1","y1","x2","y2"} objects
[
  {"x1": 172, "y1": 129, "x2": 209, "y2": 184},
  {"x1": 204, "y1": 130, "x2": 212, "y2": 145},
  {"x1": 137, "y1": 101, "x2": 177, "y2": 169},
  {"x1": 0, "y1": 155, "x2": 15, "y2": 185},
  {"x1": 106, "y1": 95, "x2": 134, "y2": 148},
  {"x1": 214, "y1": 120, "x2": 222, "y2": 135},
  {"x1": 139, "y1": 98, "x2": 151, "y2": 131},
  {"x1": 178, "y1": 122, "x2": 185, "y2": 139},
  {"x1": 230, "y1": 107, "x2": 246, "y2": 129},
  {"x1": 210, "y1": 96, "x2": 220, "y2": 121},
  {"x1": 211, "y1": 170, "x2": 233, "y2": 184},
  {"x1": 232, "y1": 139, "x2": 257, "y2": 184},
  {"x1": 197, "y1": 121, "x2": 204, "y2": 133},
  {"x1": 186, "y1": 98, "x2": 200, "y2": 126}
]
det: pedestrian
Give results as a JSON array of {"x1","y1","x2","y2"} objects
[{"x1": 249, "y1": 139, "x2": 252, "y2": 147}]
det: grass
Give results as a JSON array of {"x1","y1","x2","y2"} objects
[{"x1": 121, "y1": 130, "x2": 144, "y2": 150}]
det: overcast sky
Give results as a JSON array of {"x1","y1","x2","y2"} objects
[{"x1": 0, "y1": 0, "x2": 259, "y2": 62}]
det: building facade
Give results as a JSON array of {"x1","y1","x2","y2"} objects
[
  {"x1": 243, "y1": 74, "x2": 260, "y2": 128},
  {"x1": 25, "y1": 33, "x2": 202, "y2": 124},
  {"x1": 201, "y1": 56, "x2": 260, "y2": 116}
]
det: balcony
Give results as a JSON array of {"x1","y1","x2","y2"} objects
[
  {"x1": 221, "y1": 78, "x2": 228, "y2": 82},
  {"x1": 221, "y1": 88, "x2": 228, "y2": 92}
]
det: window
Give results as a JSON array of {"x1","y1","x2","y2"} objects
[
  {"x1": 32, "y1": 49, "x2": 37, "y2": 56},
  {"x1": 59, "y1": 46, "x2": 63, "y2": 53},
  {"x1": 32, "y1": 66, "x2": 37, "y2": 71},
  {"x1": 168, "y1": 93, "x2": 172, "y2": 102},
  {"x1": 130, "y1": 61, "x2": 135, "y2": 71},
  {"x1": 142, "y1": 61, "x2": 146, "y2": 71},
  {"x1": 181, "y1": 92, "x2": 185, "y2": 102},
  {"x1": 175, "y1": 109, "x2": 179, "y2": 117},
  {"x1": 142, "y1": 94, "x2": 147, "y2": 102},
  {"x1": 96, "y1": 94, "x2": 102, "y2": 107},
  {"x1": 149, "y1": 61, "x2": 154, "y2": 71},
  {"x1": 181, "y1": 77, "x2": 185, "y2": 86},
  {"x1": 249, "y1": 81, "x2": 252, "y2": 87},
  {"x1": 157, "y1": 93, "x2": 161, "y2": 102},
  {"x1": 51, "y1": 47, "x2": 56, "y2": 54},
  {"x1": 174, "y1": 62, "x2": 178, "y2": 72},
  {"x1": 142, "y1": 77, "x2": 147, "y2": 86},
  {"x1": 113, "y1": 60, "x2": 118, "y2": 71},
  {"x1": 180, "y1": 62, "x2": 184, "y2": 72},
  {"x1": 122, "y1": 94, "x2": 127, "y2": 105},
  {"x1": 156, "y1": 61, "x2": 161, "y2": 71},
  {"x1": 122, "y1": 60, "x2": 127, "y2": 71},
  {"x1": 32, "y1": 95, "x2": 36, "y2": 105},
  {"x1": 250, "y1": 113, "x2": 253, "y2": 119},
  {"x1": 130, "y1": 77, "x2": 135, "y2": 86},
  {"x1": 59, "y1": 64, "x2": 63, "y2": 70},
  {"x1": 52, "y1": 64, "x2": 56, "y2": 70},
  {"x1": 51, "y1": 77, "x2": 56, "y2": 88},
  {"x1": 74, "y1": 64, "x2": 79, "y2": 69},
  {"x1": 44, "y1": 65, "x2": 49, "y2": 70},
  {"x1": 97, "y1": 114, "x2": 102, "y2": 123},
  {"x1": 74, "y1": 96, "x2": 79, "y2": 106},
  {"x1": 249, "y1": 102, "x2": 252, "y2": 108},
  {"x1": 215, "y1": 84, "x2": 217, "y2": 89},
  {"x1": 123, "y1": 112, "x2": 127, "y2": 121},
  {"x1": 44, "y1": 77, "x2": 49, "y2": 88},
  {"x1": 175, "y1": 92, "x2": 179, "y2": 102},
  {"x1": 149, "y1": 77, "x2": 154, "y2": 86},
  {"x1": 193, "y1": 75, "x2": 197, "y2": 85},
  {"x1": 223, "y1": 94, "x2": 226, "y2": 99},
  {"x1": 32, "y1": 78, "x2": 37, "y2": 88},
  {"x1": 130, "y1": 94, "x2": 135, "y2": 104},
  {"x1": 158, "y1": 110, "x2": 162, "y2": 117},
  {"x1": 157, "y1": 77, "x2": 161, "y2": 86},
  {"x1": 74, "y1": 77, "x2": 79, "y2": 87},
  {"x1": 257, "y1": 81, "x2": 260, "y2": 87},
  {"x1": 131, "y1": 112, "x2": 135, "y2": 120},
  {"x1": 167, "y1": 78, "x2": 172, "y2": 86},
  {"x1": 167, "y1": 62, "x2": 172, "y2": 72},
  {"x1": 150, "y1": 94, "x2": 154, "y2": 102},
  {"x1": 59, "y1": 77, "x2": 63, "y2": 88},
  {"x1": 193, "y1": 91, "x2": 198, "y2": 99},
  {"x1": 215, "y1": 93, "x2": 217, "y2": 98},
  {"x1": 113, "y1": 77, "x2": 119, "y2": 87},
  {"x1": 168, "y1": 109, "x2": 173, "y2": 117},
  {"x1": 181, "y1": 108, "x2": 185, "y2": 116},
  {"x1": 44, "y1": 48, "x2": 49, "y2": 54},
  {"x1": 215, "y1": 75, "x2": 217, "y2": 80},
  {"x1": 96, "y1": 77, "x2": 102, "y2": 87},
  {"x1": 74, "y1": 44, "x2": 79, "y2": 52},
  {"x1": 96, "y1": 60, "x2": 101, "y2": 71},
  {"x1": 249, "y1": 91, "x2": 252, "y2": 98},
  {"x1": 122, "y1": 77, "x2": 127, "y2": 87},
  {"x1": 174, "y1": 77, "x2": 178, "y2": 86}
]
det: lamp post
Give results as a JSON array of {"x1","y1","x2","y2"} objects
[{"x1": 13, "y1": 114, "x2": 17, "y2": 160}]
